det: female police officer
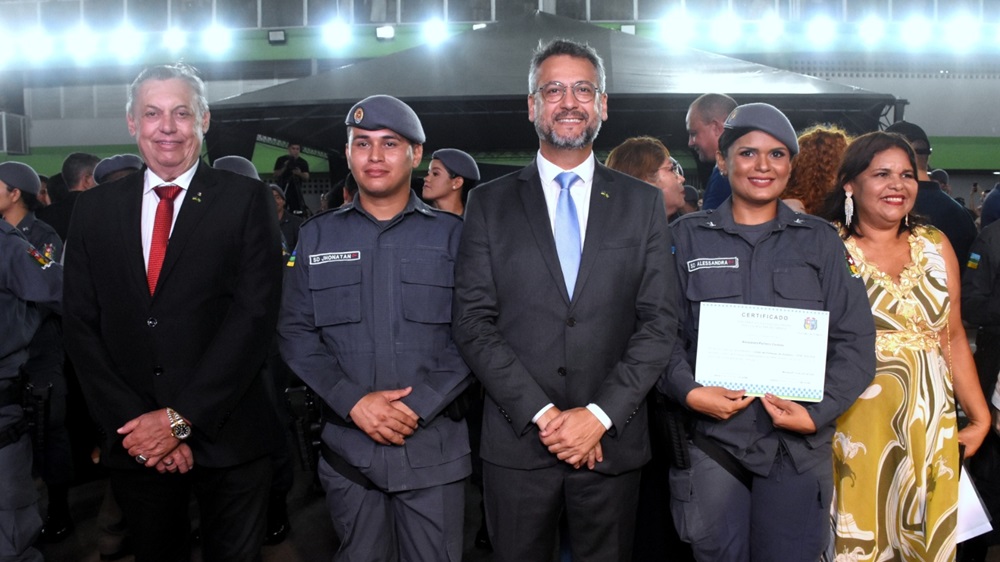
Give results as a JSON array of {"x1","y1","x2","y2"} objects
[{"x1": 658, "y1": 103, "x2": 876, "y2": 561}]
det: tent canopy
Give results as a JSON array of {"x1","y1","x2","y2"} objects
[{"x1": 207, "y1": 11, "x2": 894, "y2": 161}]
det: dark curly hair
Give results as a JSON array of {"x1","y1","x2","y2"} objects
[
  {"x1": 783, "y1": 124, "x2": 851, "y2": 215},
  {"x1": 819, "y1": 131, "x2": 923, "y2": 239}
]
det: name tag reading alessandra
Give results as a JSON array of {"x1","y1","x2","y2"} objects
[{"x1": 695, "y1": 302, "x2": 830, "y2": 402}]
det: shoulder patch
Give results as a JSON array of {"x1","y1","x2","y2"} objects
[
  {"x1": 285, "y1": 250, "x2": 296, "y2": 268},
  {"x1": 845, "y1": 250, "x2": 861, "y2": 278},
  {"x1": 26, "y1": 244, "x2": 54, "y2": 269},
  {"x1": 967, "y1": 252, "x2": 981, "y2": 270}
]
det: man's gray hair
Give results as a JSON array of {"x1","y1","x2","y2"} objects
[
  {"x1": 126, "y1": 63, "x2": 209, "y2": 119},
  {"x1": 528, "y1": 38, "x2": 606, "y2": 94}
]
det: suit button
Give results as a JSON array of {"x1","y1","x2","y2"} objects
[
  {"x1": 153, "y1": 366, "x2": 164, "y2": 376},
  {"x1": 566, "y1": 317, "x2": 576, "y2": 327},
  {"x1": 147, "y1": 317, "x2": 158, "y2": 327},
  {"x1": 557, "y1": 367, "x2": 567, "y2": 376}
]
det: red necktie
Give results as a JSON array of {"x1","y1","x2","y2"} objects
[{"x1": 148, "y1": 184, "x2": 182, "y2": 295}]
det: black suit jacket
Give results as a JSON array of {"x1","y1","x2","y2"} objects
[
  {"x1": 63, "y1": 163, "x2": 283, "y2": 469},
  {"x1": 453, "y1": 160, "x2": 678, "y2": 475}
]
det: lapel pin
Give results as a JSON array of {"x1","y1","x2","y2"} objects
[
  {"x1": 191, "y1": 192, "x2": 203, "y2": 203},
  {"x1": 600, "y1": 191, "x2": 609, "y2": 199}
]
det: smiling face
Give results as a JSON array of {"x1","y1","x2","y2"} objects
[
  {"x1": 717, "y1": 130, "x2": 791, "y2": 209},
  {"x1": 528, "y1": 55, "x2": 608, "y2": 154},
  {"x1": 127, "y1": 78, "x2": 209, "y2": 181},
  {"x1": 686, "y1": 110, "x2": 722, "y2": 163},
  {"x1": 346, "y1": 127, "x2": 422, "y2": 202},
  {"x1": 845, "y1": 147, "x2": 918, "y2": 231}
]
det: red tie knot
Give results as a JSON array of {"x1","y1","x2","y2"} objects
[{"x1": 154, "y1": 184, "x2": 182, "y2": 201}]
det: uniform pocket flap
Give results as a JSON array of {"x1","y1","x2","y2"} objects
[
  {"x1": 308, "y1": 264, "x2": 362, "y2": 290},
  {"x1": 401, "y1": 260, "x2": 454, "y2": 287}
]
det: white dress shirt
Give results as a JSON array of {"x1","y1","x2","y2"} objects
[{"x1": 140, "y1": 163, "x2": 198, "y2": 270}]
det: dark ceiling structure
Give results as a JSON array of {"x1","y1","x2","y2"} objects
[{"x1": 206, "y1": 11, "x2": 895, "y2": 170}]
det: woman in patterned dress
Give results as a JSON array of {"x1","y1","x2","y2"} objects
[{"x1": 822, "y1": 131, "x2": 990, "y2": 561}]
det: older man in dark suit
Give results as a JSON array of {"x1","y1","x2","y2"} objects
[
  {"x1": 452, "y1": 39, "x2": 678, "y2": 561},
  {"x1": 63, "y1": 63, "x2": 282, "y2": 562}
]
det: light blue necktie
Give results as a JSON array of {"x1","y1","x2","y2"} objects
[{"x1": 554, "y1": 171, "x2": 582, "y2": 297}]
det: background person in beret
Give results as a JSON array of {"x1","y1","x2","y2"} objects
[
  {"x1": 94, "y1": 154, "x2": 144, "y2": 185},
  {"x1": 278, "y1": 94, "x2": 472, "y2": 561},
  {"x1": 422, "y1": 148, "x2": 480, "y2": 216}
]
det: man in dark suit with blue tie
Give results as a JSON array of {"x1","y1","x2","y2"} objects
[
  {"x1": 63, "y1": 63, "x2": 283, "y2": 562},
  {"x1": 452, "y1": 39, "x2": 678, "y2": 561}
]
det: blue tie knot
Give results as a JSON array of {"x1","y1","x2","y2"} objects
[{"x1": 556, "y1": 171, "x2": 580, "y2": 192}]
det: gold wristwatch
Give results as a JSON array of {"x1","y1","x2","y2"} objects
[{"x1": 166, "y1": 408, "x2": 192, "y2": 440}]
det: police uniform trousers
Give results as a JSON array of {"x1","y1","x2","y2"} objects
[
  {"x1": 109, "y1": 455, "x2": 271, "y2": 562},
  {"x1": 0, "y1": 401, "x2": 43, "y2": 562},
  {"x1": 317, "y1": 457, "x2": 464, "y2": 562},
  {"x1": 482, "y1": 461, "x2": 642, "y2": 562},
  {"x1": 669, "y1": 441, "x2": 832, "y2": 562}
]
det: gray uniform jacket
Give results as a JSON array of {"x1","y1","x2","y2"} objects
[
  {"x1": 278, "y1": 192, "x2": 472, "y2": 492},
  {"x1": 659, "y1": 199, "x2": 876, "y2": 475},
  {"x1": 0, "y1": 221, "x2": 62, "y2": 381},
  {"x1": 963, "y1": 221, "x2": 1000, "y2": 330}
]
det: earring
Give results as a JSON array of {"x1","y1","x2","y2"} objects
[
  {"x1": 905, "y1": 214, "x2": 910, "y2": 227},
  {"x1": 844, "y1": 192, "x2": 854, "y2": 227}
]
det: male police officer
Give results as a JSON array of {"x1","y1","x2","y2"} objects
[
  {"x1": 0, "y1": 202, "x2": 62, "y2": 562},
  {"x1": 278, "y1": 95, "x2": 472, "y2": 560}
]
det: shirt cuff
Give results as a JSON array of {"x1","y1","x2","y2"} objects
[
  {"x1": 532, "y1": 403, "x2": 555, "y2": 424},
  {"x1": 586, "y1": 403, "x2": 613, "y2": 430}
]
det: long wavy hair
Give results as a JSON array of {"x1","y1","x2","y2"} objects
[
  {"x1": 783, "y1": 124, "x2": 851, "y2": 215},
  {"x1": 819, "y1": 131, "x2": 923, "y2": 239}
]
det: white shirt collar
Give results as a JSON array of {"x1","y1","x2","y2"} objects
[{"x1": 143, "y1": 161, "x2": 200, "y2": 194}]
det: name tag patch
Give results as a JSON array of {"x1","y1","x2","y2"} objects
[
  {"x1": 309, "y1": 251, "x2": 361, "y2": 265},
  {"x1": 687, "y1": 257, "x2": 739, "y2": 272}
]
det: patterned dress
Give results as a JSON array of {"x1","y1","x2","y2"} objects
[{"x1": 832, "y1": 226, "x2": 959, "y2": 562}]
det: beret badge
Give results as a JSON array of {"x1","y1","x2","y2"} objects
[{"x1": 353, "y1": 107, "x2": 364, "y2": 124}]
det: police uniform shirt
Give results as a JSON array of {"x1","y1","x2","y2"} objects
[
  {"x1": 16, "y1": 212, "x2": 62, "y2": 263},
  {"x1": 659, "y1": 199, "x2": 876, "y2": 475}
]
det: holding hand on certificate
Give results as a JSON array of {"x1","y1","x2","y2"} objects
[{"x1": 656, "y1": 103, "x2": 876, "y2": 562}]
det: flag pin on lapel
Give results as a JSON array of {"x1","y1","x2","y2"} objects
[
  {"x1": 600, "y1": 191, "x2": 609, "y2": 199},
  {"x1": 191, "y1": 192, "x2": 203, "y2": 203}
]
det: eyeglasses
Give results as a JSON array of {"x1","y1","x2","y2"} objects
[{"x1": 535, "y1": 81, "x2": 601, "y2": 103}]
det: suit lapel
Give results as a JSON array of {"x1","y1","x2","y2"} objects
[
  {"x1": 573, "y1": 163, "x2": 614, "y2": 303},
  {"x1": 516, "y1": 162, "x2": 572, "y2": 305},
  {"x1": 120, "y1": 173, "x2": 150, "y2": 302},
  {"x1": 154, "y1": 163, "x2": 218, "y2": 296}
]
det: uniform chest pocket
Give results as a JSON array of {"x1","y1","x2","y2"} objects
[
  {"x1": 309, "y1": 264, "x2": 362, "y2": 326},
  {"x1": 400, "y1": 259, "x2": 454, "y2": 324},
  {"x1": 773, "y1": 264, "x2": 824, "y2": 310}
]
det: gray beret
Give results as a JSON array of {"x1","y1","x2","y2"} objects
[
  {"x1": 214, "y1": 155, "x2": 260, "y2": 180},
  {"x1": 94, "y1": 154, "x2": 144, "y2": 184},
  {"x1": 346, "y1": 95, "x2": 425, "y2": 145},
  {"x1": 431, "y1": 149, "x2": 480, "y2": 181},
  {"x1": 269, "y1": 183, "x2": 285, "y2": 198},
  {"x1": 0, "y1": 162, "x2": 41, "y2": 195},
  {"x1": 929, "y1": 168, "x2": 949, "y2": 185},
  {"x1": 724, "y1": 103, "x2": 799, "y2": 156},
  {"x1": 683, "y1": 185, "x2": 699, "y2": 204}
]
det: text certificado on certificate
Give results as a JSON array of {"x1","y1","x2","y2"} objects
[{"x1": 695, "y1": 302, "x2": 830, "y2": 402}]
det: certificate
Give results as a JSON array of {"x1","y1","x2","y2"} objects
[{"x1": 695, "y1": 302, "x2": 830, "y2": 402}]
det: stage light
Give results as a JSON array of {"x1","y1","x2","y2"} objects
[
  {"x1": 267, "y1": 29, "x2": 286, "y2": 45},
  {"x1": 659, "y1": 9, "x2": 695, "y2": 47},
  {"x1": 21, "y1": 28, "x2": 54, "y2": 63},
  {"x1": 756, "y1": 12, "x2": 784, "y2": 45},
  {"x1": 201, "y1": 25, "x2": 232, "y2": 55},
  {"x1": 322, "y1": 20, "x2": 352, "y2": 48},
  {"x1": 901, "y1": 15, "x2": 932, "y2": 49},
  {"x1": 67, "y1": 24, "x2": 100, "y2": 64},
  {"x1": 423, "y1": 19, "x2": 448, "y2": 45},
  {"x1": 472, "y1": 23, "x2": 487, "y2": 30},
  {"x1": 858, "y1": 16, "x2": 885, "y2": 48},
  {"x1": 944, "y1": 13, "x2": 981, "y2": 52},
  {"x1": 710, "y1": 11, "x2": 742, "y2": 47},
  {"x1": 375, "y1": 25, "x2": 395, "y2": 41},
  {"x1": 162, "y1": 28, "x2": 187, "y2": 53},
  {"x1": 806, "y1": 15, "x2": 837, "y2": 48},
  {"x1": 109, "y1": 24, "x2": 145, "y2": 62}
]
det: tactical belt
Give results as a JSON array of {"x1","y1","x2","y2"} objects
[
  {"x1": 692, "y1": 432, "x2": 753, "y2": 490},
  {"x1": 0, "y1": 419, "x2": 29, "y2": 450},
  {"x1": 319, "y1": 444, "x2": 377, "y2": 491}
]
